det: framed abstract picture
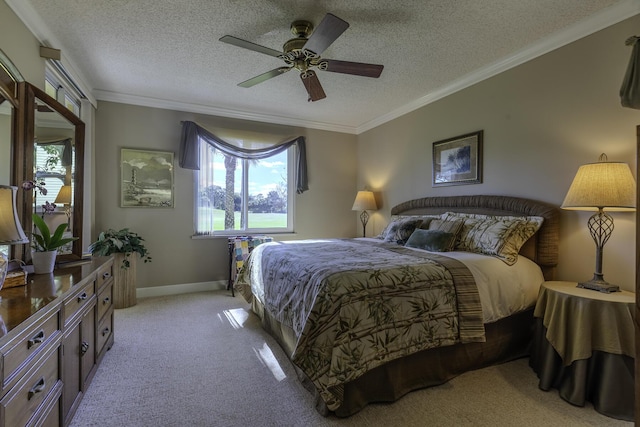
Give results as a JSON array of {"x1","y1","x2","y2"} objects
[
  {"x1": 120, "y1": 148, "x2": 174, "y2": 207},
  {"x1": 432, "y1": 130, "x2": 483, "y2": 187}
]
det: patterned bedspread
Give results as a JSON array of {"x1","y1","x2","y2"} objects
[{"x1": 235, "y1": 238, "x2": 484, "y2": 411}]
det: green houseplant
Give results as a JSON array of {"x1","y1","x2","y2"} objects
[
  {"x1": 88, "y1": 228, "x2": 152, "y2": 269},
  {"x1": 89, "y1": 228, "x2": 151, "y2": 309},
  {"x1": 31, "y1": 213, "x2": 78, "y2": 252},
  {"x1": 31, "y1": 213, "x2": 78, "y2": 274}
]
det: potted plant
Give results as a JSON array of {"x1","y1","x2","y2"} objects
[
  {"x1": 88, "y1": 228, "x2": 152, "y2": 268},
  {"x1": 31, "y1": 213, "x2": 78, "y2": 274},
  {"x1": 89, "y1": 228, "x2": 152, "y2": 309}
]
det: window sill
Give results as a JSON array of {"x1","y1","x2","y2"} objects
[{"x1": 191, "y1": 231, "x2": 297, "y2": 240}]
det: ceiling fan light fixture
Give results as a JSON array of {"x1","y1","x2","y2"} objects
[{"x1": 290, "y1": 20, "x2": 313, "y2": 38}]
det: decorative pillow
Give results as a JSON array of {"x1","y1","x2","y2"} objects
[
  {"x1": 417, "y1": 217, "x2": 437, "y2": 229},
  {"x1": 427, "y1": 219, "x2": 464, "y2": 251},
  {"x1": 380, "y1": 217, "x2": 424, "y2": 244},
  {"x1": 405, "y1": 229, "x2": 456, "y2": 252},
  {"x1": 377, "y1": 215, "x2": 438, "y2": 238},
  {"x1": 441, "y1": 212, "x2": 544, "y2": 265}
]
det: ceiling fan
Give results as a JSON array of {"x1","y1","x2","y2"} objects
[{"x1": 220, "y1": 13, "x2": 384, "y2": 102}]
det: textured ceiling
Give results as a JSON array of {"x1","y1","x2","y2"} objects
[{"x1": 6, "y1": 0, "x2": 637, "y2": 133}]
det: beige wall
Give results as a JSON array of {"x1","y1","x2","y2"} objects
[
  {"x1": 0, "y1": 1, "x2": 44, "y2": 85},
  {"x1": 95, "y1": 102, "x2": 358, "y2": 288},
  {"x1": 358, "y1": 15, "x2": 640, "y2": 291}
]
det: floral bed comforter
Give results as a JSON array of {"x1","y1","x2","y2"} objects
[{"x1": 235, "y1": 239, "x2": 484, "y2": 411}]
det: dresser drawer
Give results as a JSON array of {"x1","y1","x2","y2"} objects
[
  {"x1": 1, "y1": 310, "x2": 61, "y2": 393},
  {"x1": 96, "y1": 309, "x2": 113, "y2": 356},
  {"x1": 97, "y1": 281, "x2": 113, "y2": 322},
  {"x1": 63, "y1": 280, "x2": 95, "y2": 325},
  {"x1": 96, "y1": 260, "x2": 114, "y2": 290},
  {"x1": 26, "y1": 379, "x2": 61, "y2": 427},
  {"x1": 1, "y1": 343, "x2": 60, "y2": 427}
]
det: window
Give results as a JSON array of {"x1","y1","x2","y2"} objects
[
  {"x1": 34, "y1": 142, "x2": 74, "y2": 213},
  {"x1": 45, "y1": 67, "x2": 82, "y2": 117},
  {"x1": 195, "y1": 140, "x2": 294, "y2": 235}
]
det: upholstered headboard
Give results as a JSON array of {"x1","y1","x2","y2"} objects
[{"x1": 390, "y1": 195, "x2": 560, "y2": 281}]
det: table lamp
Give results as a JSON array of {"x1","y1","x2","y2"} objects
[
  {"x1": 0, "y1": 186, "x2": 29, "y2": 289},
  {"x1": 352, "y1": 190, "x2": 377, "y2": 237},
  {"x1": 561, "y1": 154, "x2": 636, "y2": 292},
  {"x1": 54, "y1": 185, "x2": 72, "y2": 230}
]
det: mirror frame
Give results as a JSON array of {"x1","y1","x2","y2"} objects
[
  {"x1": 0, "y1": 49, "x2": 22, "y2": 107},
  {"x1": 14, "y1": 82, "x2": 85, "y2": 262},
  {"x1": 0, "y1": 50, "x2": 22, "y2": 260}
]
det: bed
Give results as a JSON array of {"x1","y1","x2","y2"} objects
[{"x1": 235, "y1": 195, "x2": 559, "y2": 417}]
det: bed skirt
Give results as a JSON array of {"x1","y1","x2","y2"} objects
[{"x1": 252, "y1": 298, "x2": 535, "y2": 417}]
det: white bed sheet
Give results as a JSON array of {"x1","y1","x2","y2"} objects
[
  {"x1": 359, "y1": 238, "x2": 544, "y2": 323},
  {"x1": 439, "y1": 251, "x2": 544, "y2": 323}
]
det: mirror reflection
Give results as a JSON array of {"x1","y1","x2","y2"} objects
[
  {"x1": 0, "y1": 100, "x2": 11, "y2": 185},
  {"x1": 0, "y1": 99, "x2": 13, "y2": 258},
  {"x1": 33, "y1": 99, "x2": 75, "y2": 253}
]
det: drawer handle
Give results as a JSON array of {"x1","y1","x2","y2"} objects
[
  {"x1": 27, "y1": 330, "x2": 45, "y2": 349},
  {"x1": 28, "y1": 377, "x2": 46, "y2": 400},
  {"x1": 81, "y1": 341, "x2": 90, "y2": 356},
  {"x1": 78, "y1": 292, "x2": 88, "y2": 302},
  {"x1": 103, "y1": 296, "x2": 111, "y2": 305},
  {"x1": 102, "y1": 327, "x2": 110, "y2": 337},
  {"x1": 102, "y1": 271, "x2": 111, "y2": 280}
]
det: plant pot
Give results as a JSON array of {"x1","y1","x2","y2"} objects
[
  {"x1": 113, "y1": 253, "x2": 137, "y2": 308},
  {"x1": 31, "y1": 250, "x2": 57, "y2": 274}
]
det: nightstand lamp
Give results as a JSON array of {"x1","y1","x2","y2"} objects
[
  {"x1": 352, "y1": 190, "x2": 377, "y2": 237},
  {"x1": 561, "y1": 154, "x2": 636, "y2": 292},
  {"x1": 0, "y1": 186, "x2": 29, "y2": 289},
  {"x1": 54, "y1": 185, "x2": 72, "y2": 230}
]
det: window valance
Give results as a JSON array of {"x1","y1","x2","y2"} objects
[
  {"x1": 179, "y1": 120, "x2": 308, "y2": 194},
  {"x1": 621, "y1": 36, "x2": 640, "y2": 109}
]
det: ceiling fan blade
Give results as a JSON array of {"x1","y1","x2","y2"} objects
[
  {"x1": 321, "y1": 59, "x2": 384, "y2": 78},
  {"x1": 238, "y1": 67, "x2": 291, "y2": 88},
  {"x1": 300, "y1": 71, "x2": 326, "y2": 102},
  {"x1": 219, "y1": 35, "x2": 283, "y2": 58},
  {"x1": 302, "y1": 13, "x2": 349, "y2": 56}
]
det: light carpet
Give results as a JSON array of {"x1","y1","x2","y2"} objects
[{"x1": 69, "y1": 291, "x2": 632, "y2": 427}]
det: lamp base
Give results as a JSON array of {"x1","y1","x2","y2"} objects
[{"x1": 577, "y1": 279, "x2": 620, "y2": 293}]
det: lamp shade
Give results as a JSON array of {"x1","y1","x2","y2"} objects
[
  {"x1": 54, "y1": 185, "x2": 72, "y2": 205},
  {"x1": 352, "y1": 191, "x2": 377, "y2": 211},
  {"x1": 561, "y1": 161, "x2": 636, "y2": 212},
  {"x1": 0, "y1": 185, "x2": 29, "y2": 244}
]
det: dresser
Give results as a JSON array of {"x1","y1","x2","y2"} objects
[{"x1": 0, "y1": 256, "x2": 115, "y2": 427}]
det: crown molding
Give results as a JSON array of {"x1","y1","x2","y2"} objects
[
  {"x1": 93, "y1": 90, "x2": 358, "y2": 134},
  {"x1": 356, "y1": 0, "x2": 640, "y2": 134}
]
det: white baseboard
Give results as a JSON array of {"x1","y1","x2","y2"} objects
[{"x1": 136, "y1": 280, "x2": 227, "y2": 299}]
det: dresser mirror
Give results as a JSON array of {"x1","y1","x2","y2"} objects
[
  {"x1": 14, "y1": 82, "x2": 85, "y2": 262},
  {"x1": 0, "y1": 101, "x2": 13, "y2": 185},
  {"x1": 0, "y1": 49, "x2": 22, "y2": 259},
  {"x1": 0, "y1": 49, "x2": 21, "y2": 186}
]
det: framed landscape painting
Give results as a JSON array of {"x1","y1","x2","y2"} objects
[
  {"x1": 121, "y1": 148, "x2": 174, "y2": 207},
  {"x1": 432, "y1": 130, "x2": 483, "y2": 187}
]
